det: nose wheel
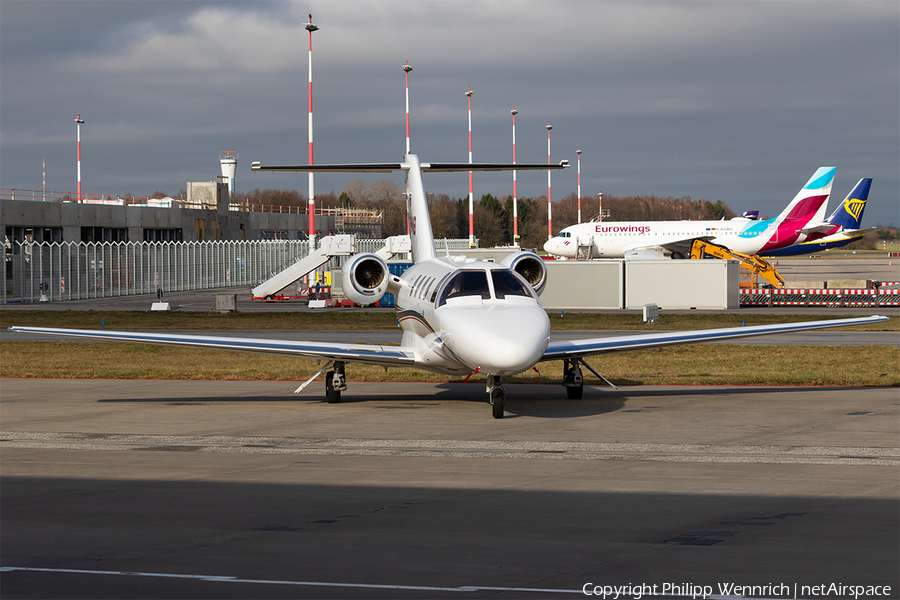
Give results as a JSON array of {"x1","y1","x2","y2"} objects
[
  {"x1": 488, "y1": 375, "x2": 506, "y2": 419},
  {"x1": 563, "y1": 359, "x2": 584, "y2": 399}
]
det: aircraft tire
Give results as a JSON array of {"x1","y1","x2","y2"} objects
[
  {"x1": 566, "y1": 384, "x2": 584, "y2": 399},
  {"x1": 491, "y1": 388, "x2": 505, "y2": 419},
  {"x1": 325, "y1": 371, "x2": 341, "y2": 404}
]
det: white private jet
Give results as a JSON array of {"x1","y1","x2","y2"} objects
[{"x1": 9, "y1": 155, "x2": 887, "y2": 418}]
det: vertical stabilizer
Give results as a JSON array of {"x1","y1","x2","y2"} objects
[
  {"x1": 826, "y1": 178, "x2": 871, "y2": 229},
  {"x1": 776, "y1": 166, "x2": 836, "y2": 223},
  {"x1": 757, "y1": 166, "x2": 835, "y2": 253},
  {"x1": 403, "y1": 154, "x2": 436, "y2": 263}
]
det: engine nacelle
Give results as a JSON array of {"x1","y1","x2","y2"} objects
[
  {"x1": 500, "y1": 251, "x2": 548, "y2": 296},
  {"x1": 341, "y1": 253, "x2": 390, "y2": 306},
  {"x1": 623, "y1": 246, "x2": 668, "y2": 260}
]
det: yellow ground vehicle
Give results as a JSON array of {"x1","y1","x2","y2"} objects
[{"x1": 690, "y1": 240, "x2": 785, "y2": 288}]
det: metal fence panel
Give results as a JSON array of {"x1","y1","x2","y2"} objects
[{"x1": 4, "y1": 238, "x2": 471, "y2": 303}]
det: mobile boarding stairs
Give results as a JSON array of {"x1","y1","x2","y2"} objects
[{"x1": 251, "y1": 234, "x2": 411, "y2": 301}]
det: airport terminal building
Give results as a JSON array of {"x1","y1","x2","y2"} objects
[{"x1": 2, "y1": 182, "x2": 383, "y2": 245}]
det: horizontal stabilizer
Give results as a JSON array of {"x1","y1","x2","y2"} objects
[{"x1": 251, "y1": 160, "x2": 569, "y2": 173}]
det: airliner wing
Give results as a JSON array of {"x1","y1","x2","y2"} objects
[
  {"x1": 540, "y1": 315, "x2": 888, "y2": 361},
  {"x1": 624, "y1": 236, "x2": 713, "y2": 256},
  {"x1": 7, "y1": 327, "x2": 417, "y2": 370}
]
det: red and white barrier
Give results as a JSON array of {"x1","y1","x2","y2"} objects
[{"x1": 741, "y1": 288, "x2": 900, "y2": 307}]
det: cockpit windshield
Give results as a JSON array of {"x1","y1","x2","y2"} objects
[
  {"x1": 554, "y1": 231, "x2": 572, "y2": 238},
  {"x1": 491, "y1": 269, "x2": 533, "y2": 299},
  {"x1": 437, "y1": 270, "x2": 491, "y2": 306},
  {"x1": 436, "y1": 268, "x2": 535, "y2": 306}
]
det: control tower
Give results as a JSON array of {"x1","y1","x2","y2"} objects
[{"x1": 219, "y1": 151, "x2": 238, "y2": 196}]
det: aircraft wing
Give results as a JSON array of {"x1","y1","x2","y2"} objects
[
  {"x1": 6, "y1": 327, "x2": 417, "y2": 370},
  {"x1": 541, "y1": 315, "x2": 888, "y2": 362},
  {"x1": 623, "y1": 236, "x2": 713, "y2": 256}
]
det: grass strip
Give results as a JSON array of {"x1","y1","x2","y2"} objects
[
  {"x1": 2, "y1": 341, "x2": 896, "y2": 387},
  {"x1": 2, "y1": 309, "x2": 896, "y2": 331}
]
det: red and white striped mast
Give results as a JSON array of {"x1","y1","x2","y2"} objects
[
  {"x1": 306, "y1": 14, "x2": 319, "y2": 252},
  {"x1": 403, "y1": 61, "x2": 412, "y2": 155},
  {"x1": 74, "y1": 114, "x2": 84, "y2": 203},
  {"x1": 466, "y1": 87, "x2": 474, "y2": 247},
  {"x1": 576, "y1": 148, "x2": 582, "y2": 224},
  {"x1": 546, "y1": 123, "x2": 553, "y2": 240},
  {"x1": 511, "y1": 107, "x2": 518, "y2": 247},
  {"x1": 403, "y1": 61, "x2": 412, "y2": 235},
  {"x1": 598, "y1": 191, "x2": 603, "y2": 222}
]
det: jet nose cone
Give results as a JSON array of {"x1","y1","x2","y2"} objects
[
  {"x1": 542, "y1": 239, "x2": 556, "y2": 254},
  {"x1": 441, "y1": 304, "x2": 550, "y2": 375}
]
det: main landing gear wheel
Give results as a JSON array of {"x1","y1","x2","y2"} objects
[
  {"x1": 491, "y1": 388, "x2": 506, "y2": 419},
  {"x1": 325, "y1": 362, "x2": 347, "y2": 404},
  {"x1": 325, "y1": 371, "x2": 340, "y2": 403}
]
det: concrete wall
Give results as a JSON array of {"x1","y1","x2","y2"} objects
[
  {"x1": 540, "y1": 260, "x2": 625, "y2": 309},
  {"x1": 538, "y1": 259, "x2": 739, "y2": 310},
  {"x1": 625, "y1": 260, "x2": 739, "y2": 309}
]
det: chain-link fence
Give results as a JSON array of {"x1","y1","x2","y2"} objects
[{"x1": 3, "y1": 237, "x2": 473, "y2": 303}]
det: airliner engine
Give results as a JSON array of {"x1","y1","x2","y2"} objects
[
  {"x1": 501, "y1": 251, "x2": 547, "y2": 296},
  {"x1": 341, "y1": 253, "x2": 390, "y2": 306}
]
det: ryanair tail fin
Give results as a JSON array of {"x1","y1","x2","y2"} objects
[{"x1": 826, "y1": 178, "x2": 871, "y2": 230}]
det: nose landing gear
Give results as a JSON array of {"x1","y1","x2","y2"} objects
[
  {"x1": 563, "y1": 359, "x2": 584, "y2": 399},
  {"x1": 487, "y1": 374, "x2": 506, "y2": 419}
]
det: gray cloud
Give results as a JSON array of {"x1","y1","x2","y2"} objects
[{"x1": 2, "y1": 0, "x2": 897, "y2": 226}]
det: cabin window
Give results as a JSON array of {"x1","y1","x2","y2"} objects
[
  {"x1": 437, "y1": 270, "x2": 490, "y2": 306},
  {"x1": 491, "y1": 270, "x2": 534, "y2": 300}
]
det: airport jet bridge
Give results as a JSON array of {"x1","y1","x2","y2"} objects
[{"x1": 251, "y1": 234, "x2": 411, "y2": 301}]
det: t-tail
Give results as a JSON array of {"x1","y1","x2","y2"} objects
[
  {"x1": 826, "y1": 177, "x2": 871, "y2": 230},
  {"x1": 251, "y1": 154, "x2": 568, "y2": 265}
]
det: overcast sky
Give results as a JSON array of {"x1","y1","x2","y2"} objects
[{"x1": 2, "y1": 0, "x2": 898, "y2": 226}]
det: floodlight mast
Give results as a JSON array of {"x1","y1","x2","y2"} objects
[
  {"x1": 577, "y1": 148, "x2": 582, "y2": 224},
  {"x1": 403, "y1": 61, "x2": 412, "y2": 155},
  {"x1": 467, "y1": 87, "x2": 475, "y2": 247},
  {"x1": 74, "y1": 114, "x2": 84, "y2": 203},
  {"x1": 403, "y1": 61, "x2": 413, "y2": 235},
  {"x1": 546, "y1": 123, "x2": 553, "y2": 240},
  {"x1": 511, "y1": 107, "x2": 518, "y2": 247},
  {"x1": 598, "y1": 191, "x2": 604, "y2": 222},
  {"x1": 306, "y1": 14, "x2": 319, "y2": 252}
]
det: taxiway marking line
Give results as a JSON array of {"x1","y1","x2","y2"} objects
[
  {"x1": 0, "y1": 566, "x2": 771, "y2": 598},
  {"x1": 2, "y1": 431, "x2": 897, "y2": 466}
]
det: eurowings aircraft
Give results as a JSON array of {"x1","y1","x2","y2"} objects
[
  {"x1": 543, "y1": 167, "x2": 836, "y2": 260},
  {"x1": 763, "y1": 178, "x2": 874, "y2": 257},
  {"x1": 9, "y1": 156, "x2": 885, "y2": 418}
]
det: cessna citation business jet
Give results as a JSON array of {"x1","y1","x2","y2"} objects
[
  {"x1": 9, "y1": 156, "x2": 886, "y2": 418},
  {"x1": 544, "y1": 166, "x2": 837, "y2": 260}
]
